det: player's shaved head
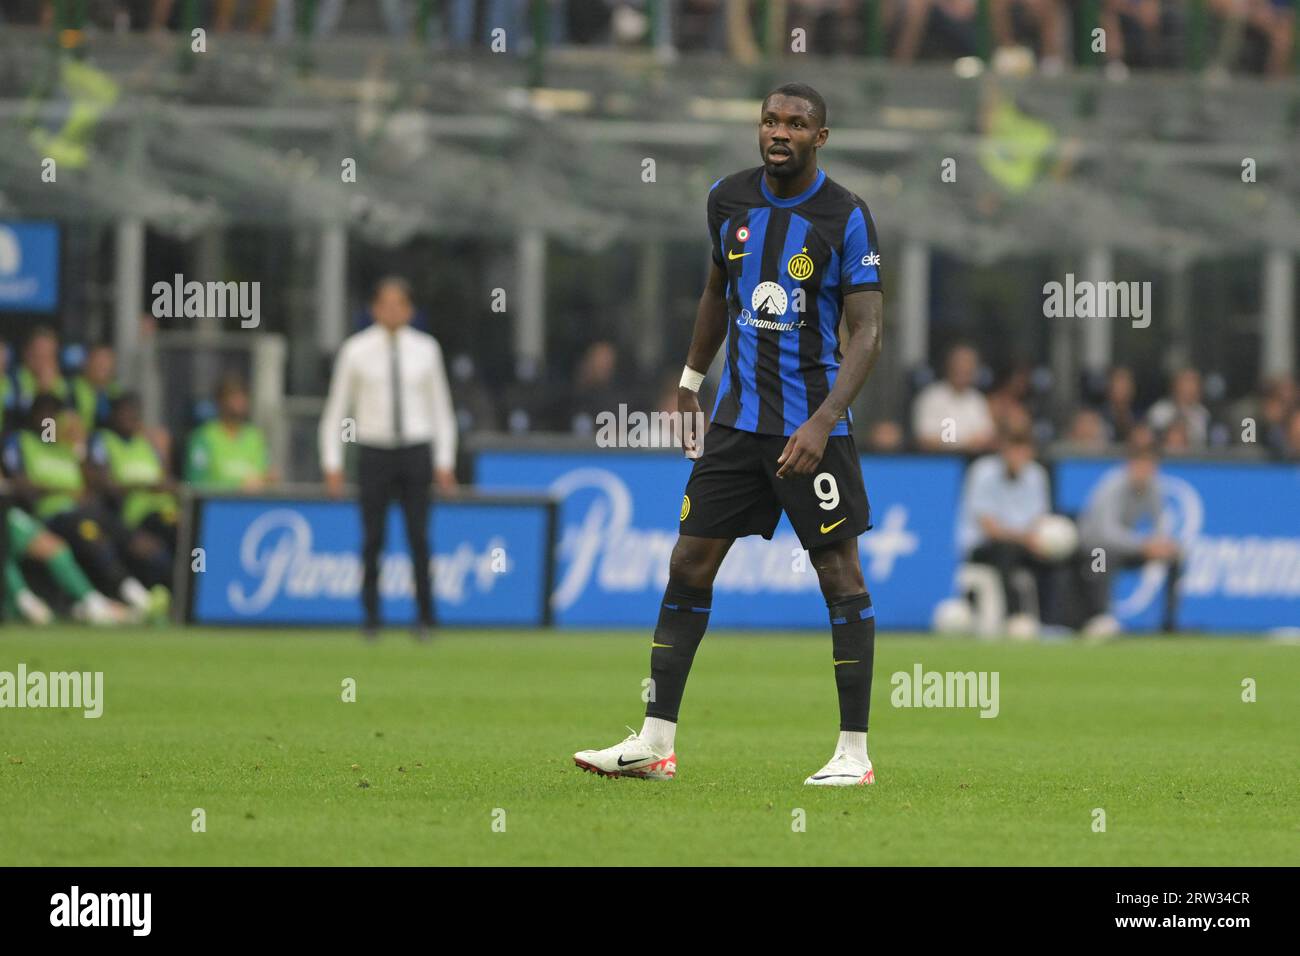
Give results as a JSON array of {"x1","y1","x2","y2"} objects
[{"x1": 763, "y1": 83, "x2": 827, "y2": 129}]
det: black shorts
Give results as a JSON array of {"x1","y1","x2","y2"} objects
[{"x1": 678, "y1": 423, "x2": 871, "y2": 551}]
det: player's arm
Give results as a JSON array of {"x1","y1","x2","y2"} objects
[
  {"x1": 83, "y1": 434, "x2": 125, "y2": 502},
  {"x1": 0, "y1": 439, "x2": 40, "y2": 506},
  {"x1": 777, "y1": 290, "x2": 883, "y2": 478},
  {"x1": 678, "y1": 260, "x2": 730, "y2": 457},
  {"x1": 318, "y1": 342, "x2": 356, "y2": 497}
]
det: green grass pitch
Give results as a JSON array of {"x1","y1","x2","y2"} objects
[{"x1": 1, "y1": 626, "x2": 1297, "y2": 866}]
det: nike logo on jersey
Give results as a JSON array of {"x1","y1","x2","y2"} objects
[
  {"x1": 727, "y1": 250, "x2": 750, "y2": 260},
  {"x1": 820, "y1": 517, "x2": 847, "y2": 534}
]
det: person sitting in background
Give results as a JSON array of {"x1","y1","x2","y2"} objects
[
  {"x1": 1254, "y1": 375, "x2": 1297, "y2": 456},
  {"x1": 888, "y1": 0, "x2": 978, "y2": 65},
  {"x1": 989, "y1": 0, "x2": 1067, "y2": 73},
  {"x1": 1100, "y1": 366, "x2": 1139, "y2": 443},
  {"x1": 1076, "y1": 443, "x2": 1181, "y2": 633},
  {"x1": 72, "y1": 343, "x2": 121, "y2": 432},
  {"x1": 912, "y1": 344, "x2": 995, "y2": 451},
  {"x1": 3, "y1": 504, "x2": 130, "y2": 625},
  {"x1": 185, "y1": 375, "x2": 275, "y2": 491},
  {"x1": 865, "y1": 419, "x2": 905, "y2": 453},
  {"x1": 1065, "y1": 408, "x2": 1109, "y2": 451},
  {"x1": 1147, "y1": 368, "x2": 1210, "y2": 448},
  {"x1": 11, "y1": 326, "x2": 72, "y2": 421},
  {"x1": 986, "y1": 362, "x2": 1038, "y2": 438},
  {"x1": 1279, "y1": 407, "x2": 1300, "y2": 461},
  {"x1": 566, "y1": 340, "x2": 631, "y2": 436},
  {"x1": 1210, "y1": 0, "x2": 1296, "y2": 77},
  {"x1": 1099, "y1": 0, "x2": 1168, "y2": 76},
  {"x1": 86, "y1": 392, "x2": 179, "y2": 578},
  {"x1": 956, "y1": 424, "x2": 1054, "y2": 630},
  {"x1": 1, "y1": 395, "x2": 166, "y2": 620}
]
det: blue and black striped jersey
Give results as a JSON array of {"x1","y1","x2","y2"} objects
[{"x1": 707, "y1": 166, "x2": 882, "y2": 437}]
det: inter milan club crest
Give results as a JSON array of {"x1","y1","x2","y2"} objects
[
  {"x1": 735, "y1": 226, "x2": 750, "y2": 242},
  {"x1": 787, "y1": 247, "x2": 815, "y2": 281}
]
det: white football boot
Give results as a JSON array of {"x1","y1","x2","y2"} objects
[
  {"x1": 573, "y1": 729, "x2": 677, "y2": 780},
  {"x1": 804, "y1": 751, "x2": 875, "y2": 787},
  {"x1": 15, "y1": 589, "x2": 54, "y2": 625},
  {"x1": 72, "y1": 591, "x2": 133, "y2": 625}
]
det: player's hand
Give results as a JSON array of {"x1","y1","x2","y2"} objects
[
  {"x1": 324, "y1": 470, "x2": 345, "y2": 498},
  {"x1": 678, "y1": 388, "x2": 705, "y2": 460},
  {"x1": 1144, "y1": 537, "x2": 1179, "y2": 561},
  {"x1": 776, "y1": 418, "x2": 831, "y2": 478},
  {"x1": 434, "y1": 468, "x2": 458, "y2": 493}
]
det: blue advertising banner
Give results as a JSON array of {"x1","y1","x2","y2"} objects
[
  {"x1": 0, "y1": 222, "x2": 59, "y2": 312},
  {"x1": 1056, "y1": 459, "x2": 1300, "y2": 631},
  {"x1": 475, "y1": 451, "x2": 966, "y2": 629},
  {"x1": 188, "y1": 496, "x2": 553, "y2": 626}
]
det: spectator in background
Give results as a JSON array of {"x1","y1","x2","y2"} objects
[
  {"x1": 956, "y1": 423, "x2": 1055, "y2": 629},
  {"x1": 1281, "y1": 407, "x2": 1300, "y2": 460},
  {"x1": 1211, "y1": 0, "x2": 1296, "y2": 77},
  {"x1": 449, "y1": 353, "x2": 500, "y2": 433},
  {"x1": 1160, "y1": 415, "x2": 1192, "y2": 452},
  {"x1": 567, "y1": 339, "x2": 629, "y2": 435},
  {"x1": 1254, "y1": 375, "x2": 1297, "y2": 456},
  {"x1": 790, "y1": 0, "x2": 862, "y2": 56},
  {"x1": 86, "y1": 392, "x2": 179, "y2": 577},
  {"x1": 12, "y1": 326, "x2": 72, "y2": 419},
  {"x1": 72, "y1": 343, "x2": 121, "y2": 432},
  {"x1": 989, "y1": 0, "x2": 1067, "y2": 73},
  {"x1": 1101, "y1": 365, "x2": 1139, "y2": 442},
  {"x1": 1147, "y1": 368, "x2": 1210, "y2": 448},
  {"x1": 865, "y1": 419, "x2": 905, "y2": 453},
  {"x1": 1065, "y1": 408, "x2": 1109, "y2": 451},
  {"x1": 1099, "y1": 0, "x2": 1167, "y2": 76},
  {"x1": 185, "y1": 375, "x2": 275, "y2": 491},
  {"x1": 987, "y1": 362, "x2": 1033, "y2": 437},
  {"x1": 1076, "y1": 442, "x2": 1182, "y2": 632},
  {"x1": 912, "y1": 344, "x2": 995, "y2": 451},
  {"x1": 889, "y1": 0, "x2": 978, "y2": 65}
]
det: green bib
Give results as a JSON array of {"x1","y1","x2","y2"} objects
[
  {"x1": 100, "y1": 430, "x2": 176, "y2": 528},
  {"x1": 18, "y1": 430, "x2": 83, "y2": 519},
  {"x1": 16, "y1": 367, "x2": 70, "y2": 406}
]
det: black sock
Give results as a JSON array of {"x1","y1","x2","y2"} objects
[
  {"x1": 644, "y1": 581, "x2": 713, "y2": 723},
  {"x1": 828, "y1": 592, "x2": 875, "y2": 733}
]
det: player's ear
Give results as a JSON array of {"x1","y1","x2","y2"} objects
[{"x1": 816, "y1": 126, "x2": 829, "y2": 148}]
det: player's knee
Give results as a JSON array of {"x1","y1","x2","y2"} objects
[
  {"x1": 668, "y1": 538, "x2": 722, "y2": 590},
  {"x1": 811, "y1": 548, "x2": 864, "y2": 601}
]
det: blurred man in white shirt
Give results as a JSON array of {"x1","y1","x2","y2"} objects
[
  {"x1": 957, "y1": 425, "x2": 1054, "y2": 625},
  {"x1": 912, "y1": 344, "x2": 995, "y2": 451},
  {"x1": 319, "y1": 277, "x2": 457, "y2": 639}
]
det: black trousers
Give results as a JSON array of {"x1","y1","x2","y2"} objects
[
  {"x1": 969, "y1": 541, "x2": 1051, "y2": 619},
  {"x1": 45, "y1": 506, "x2": 136, "y2": 595},
  {"x1": 1077, "y1": 552, "x2": 1182, "y2": 632},
  {"x1": 358, "y1": 443, "x2": 435, "y2": 627}
]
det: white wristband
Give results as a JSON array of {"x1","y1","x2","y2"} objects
[{"x1": 680, "y1": 366, "x2": 705, "y2": 392}]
